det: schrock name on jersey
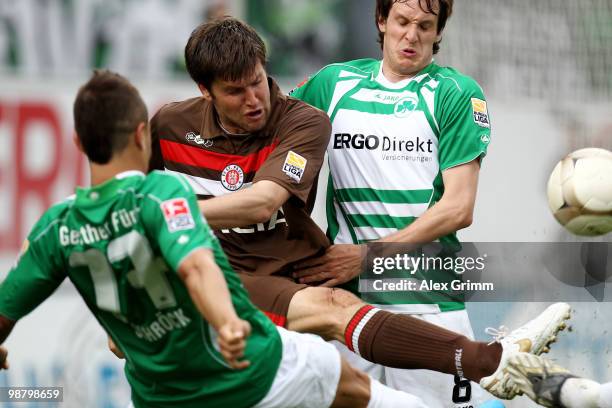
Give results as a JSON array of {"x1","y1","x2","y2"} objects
[
  {"x1": 132, "y1": 308, "x2": 192, "y2": 342},
  {"x1": 333, "y1": 133, "x2": 433, "y2": 153}
]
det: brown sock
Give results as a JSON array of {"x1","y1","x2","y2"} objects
[{"x1": 344, "y1": 306, "x2": 503, "y2": 382}]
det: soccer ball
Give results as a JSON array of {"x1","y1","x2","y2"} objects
[{"x1": 547, "y1": 147, "x2": 612, "y2": 236}]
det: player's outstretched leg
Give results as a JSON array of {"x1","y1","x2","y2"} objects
[
  {"x1": 332, "y1": 356, "x2": 427, "y2": 408},
  {"x1": 287, "y1": 288, "x2": 571, "y2": 399},
  {"x1": 507, "y1": 353, "x2": 612, "y2": 408},
  {"x1": 254, "y1": 327, "x2": 427, "y2": 408}
]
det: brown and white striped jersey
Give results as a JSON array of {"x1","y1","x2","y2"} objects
[{"x1": 150, "y1": 78, "x2": 332, "y2": 277}]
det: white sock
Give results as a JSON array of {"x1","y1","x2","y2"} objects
[
  {"x1": 367, "y1": 377, "x2": 427, "y2": 408},
  {"x1": 560, "y1": 378, "x2": 601, "y2": 408},
  {"x1": 597, "y1": 382, "x2": 612, "y2": 408}
]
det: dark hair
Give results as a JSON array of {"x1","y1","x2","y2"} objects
[
  {"x1": 73, "y1": 70, "x2": 148, "y2": 164},
  {"x1": 375, "y1": 0, "x2": 453, "y2": 54},
  {"x1": 185, "y1": 17, "x2": 267, "y2": 90}
]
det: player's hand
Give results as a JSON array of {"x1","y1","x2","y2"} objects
[
  {"x1": 108, "y1": 336, "x2": 125, "y2": 359},
  {"x1": 293, "y1": 244, "x2": 365, "y2": 287},
  {"x1": 0, "y1": 346, "x2": 9, "y2": 369},
  {"x1": 218, "y1": 319, "x2": 251, "y2": 370}
]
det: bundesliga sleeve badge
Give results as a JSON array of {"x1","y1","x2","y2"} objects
[
  {"x1": 471, "y1": 98, "x2": 490, "y2": 128},
  {"x1": 160, "y1": 198, "x2": 195, "y2": 232},
  {"x1": 282, "y1": 151, "x2": 307, "y2": 183}
]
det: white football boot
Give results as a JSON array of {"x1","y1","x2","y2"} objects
[
  {"x1": 506, "y1": 353, "x2": 577, "y2": 407},
  {"x1": 479, "y1": 302, "x2": 572, "y2": 399}
]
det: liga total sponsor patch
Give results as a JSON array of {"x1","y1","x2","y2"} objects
[
  {"x1": 160, "y1": 198, "x2": 195, "y2": 232},
  {"x1": 471, "y1": 98, "x2": 490, "y2": 128},
  {"x1": 282, "y1": 151, "x2": 307, "y2": 182}
]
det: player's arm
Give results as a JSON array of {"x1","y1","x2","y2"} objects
[
  {"x1": 0, "y1": 228, "x2": 66, "y2": 369},
  {"x1": 144, "y1": 174, "x2": 252, "y2": 369},
  {"x1": 294, "y1": 160, "x2": 480, "y2": 285},
  {"x1": 0, "y1": 316, "x2": 15, "y2": 369},
  {"x1": 379, "y1": 79, "x2": 488, "y2": 244},
  {"x1": 198, "y1": 181, "x2": 291, "y2": 229},
  {"x1": 380, "y1": 160, "x2": 480, "y2": 243},
  {"x1": 295, "y1": 80, "x2": 489, "y2": 286},
  {"x1": 108, "y1": 336, "x2": 125, "y2": 359},
  {"x1": 178, "y1": 247, "x2": 251, "y2": 369},
  {"x1": 0, "y1": 315, "x2": 15, "y2": 344},
  {"x1": 200, "y1": 105, "x2": 331, "y2": 230}
]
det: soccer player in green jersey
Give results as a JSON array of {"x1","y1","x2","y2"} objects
[
  {"x1": 0, "y1": 71, "x2": 432, "y2": 407},
  {"x1": 149, "y1": 16, "x2": 572, "y2": 406},
  {"x1": 290, "y1": 0, "x2": 497, "y2": 406}
]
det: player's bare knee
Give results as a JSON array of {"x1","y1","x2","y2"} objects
[
  {"x1": 318, "y1": 288, "x2": 350, "y2": 338},
  {"x1": 330, "y1": 288, "x2": 366, "y2": 332},
  {"x1": 287, "y1": 287, "x2": 365, "y2": 340},
  {"x1": 330, "y1": 287, "x2": 362, "y2": 308},
  {"x1": 287, "y1": 287, "x2": 345, "y2": 339},
  {"x1": 326, "y1": 288, "x2": 364, "y2": 339}
]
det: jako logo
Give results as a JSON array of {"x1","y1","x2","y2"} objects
[
  {"x1": 393, "y1": 96, "x2": 418, "y2": 117},
  {"x1": 333, "y1": 133, "x2": 433, "y2": 153}
]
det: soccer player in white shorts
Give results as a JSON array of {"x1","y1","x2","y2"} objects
[
  {"x1": 255, "y1": 327, "x2": 427, "y2": 408},
  {"x1": 290, "y1": 0, "x2": 493, "y2": 406}
]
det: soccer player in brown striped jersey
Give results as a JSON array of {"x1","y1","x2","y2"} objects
[
  {"x1": 0, "y1": 70, "x2": 429, "y2": 408},
  {"x1": 148, "y1": 17, "x2": 571, "y2": 401}
]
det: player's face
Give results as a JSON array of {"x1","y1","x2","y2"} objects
[
  {"x1": 378, "y1": 0, "x2": 441, "y2": 81},
  {"x1": 205, "y1": 62, "x2": 271, "y2": 134}
]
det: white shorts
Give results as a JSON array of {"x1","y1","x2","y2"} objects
[
  {"x1": 334, "y1": 309, "x2": 488, "y2": 408},
  {"x1": 254, "y1": 327, "x2": 342, "y2": 408}
]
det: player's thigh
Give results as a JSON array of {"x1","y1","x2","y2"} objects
[
  {"x1": 253, "y1": 327, "x2": 343, "y2": 408},
  {"x1": 286, "y1": 286, "x2": 363, "y2": 340},
  {"x1": 384, "y1": 310, "x2": 487, "y2": 408},
  {"x1": 239, "y1": 273, "x2": 307, "y2": 326}
]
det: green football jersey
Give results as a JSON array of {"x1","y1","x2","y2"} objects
[
  {"x1": 0, "y1": 170, "x2": 281, "y2": 408},
  {"x1": 291, "y1": 59, "x2": 491, "y2": 312}
]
